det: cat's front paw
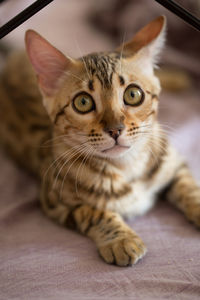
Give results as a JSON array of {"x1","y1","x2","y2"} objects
[{"x1": 98, "y1": 236, "x2": 147, "y2": 267}]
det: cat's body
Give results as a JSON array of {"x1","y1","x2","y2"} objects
[
  {"x1": 0, "y1": 17, "x2": 199, "y2": 266},
  {"x1": 0, "y1": 52, "x2": 51, "y2": 174},
  {"x1": 0, "y1": 51, "x2": 181, "y2": 218}
]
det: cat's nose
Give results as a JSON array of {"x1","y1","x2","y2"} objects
[
  {"x1": 105, "y1": 125, "x2": 125, "y2": 140},
  {"x1": 108, "y1": 129, "x2": 121, "y2": 140}
]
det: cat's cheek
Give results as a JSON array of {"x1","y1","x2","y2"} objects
[{"x1": 97, "y1": 140, "x2": 115, "y2": 152}]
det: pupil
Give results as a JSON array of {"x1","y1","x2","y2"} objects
[
  {"x1": 130, "y1": 91, "x2": 135, "y2": 98},
  {"x1": 81, "y1": 98, "x2": 86, "y2": 105}
]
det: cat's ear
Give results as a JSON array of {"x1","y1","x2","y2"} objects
[
  {"x1": 25, "y1": 30, "x2": 74, "y2": 97},
  {"x1": 117, "y1": 16, "x2": 166, "y2": 70}
]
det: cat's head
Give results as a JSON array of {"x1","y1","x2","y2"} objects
[{"x1": 25, "y1": 16, "x2": 166, "y2": 159}]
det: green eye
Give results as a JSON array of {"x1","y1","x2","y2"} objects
[
  {"x1": 124, "y1": 84, "x2": 144, "y2": 106},
  {"x1": 73, "y1": 93, "x2": 95, "y2": 114}
]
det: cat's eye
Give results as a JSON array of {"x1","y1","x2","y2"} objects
[
  {"x1": 124, "y1": 84, "x2": 144, "y2": 106},
  {"x1": 72, "y1": 93, "x2": 95, "y2": 114}
]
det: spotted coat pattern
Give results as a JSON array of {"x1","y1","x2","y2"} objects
[{"x1": 0, "y1": 47, "x2": 199, "y2": 267}]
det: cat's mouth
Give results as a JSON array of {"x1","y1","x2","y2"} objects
[{"x1": 102, "y1": 143, "x2": 130, "y2": 156}]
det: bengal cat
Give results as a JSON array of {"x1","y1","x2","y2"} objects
[{"x1": 0, "y1": 16, "x2": 199, "y2": 266}]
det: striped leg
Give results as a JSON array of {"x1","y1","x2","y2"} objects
[
  {"x1": 41, "y1": 175, "x2": 146, "y2": 266},
  {"x1": 41, "y1": 184, "x2": 146, "y2": 266},
  {"x1": 166, "y1": 164, "x2": 200, "y2": 227},
  {"x1": 68, "y1": 205, "x2": 147, "y2": 266}
]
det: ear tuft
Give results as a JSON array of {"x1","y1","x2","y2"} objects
[
  {"x1": 117, "y1": 16, "x2": 166, "y2": 68},
  {"x1": 25, "y1": 30, "x2": 72, "y2": 96}
]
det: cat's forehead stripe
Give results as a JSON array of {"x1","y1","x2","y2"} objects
[
  {"x1": 88, "y1": 80, "x2": 94, "y2": 91},
  {"x1": 119, "y1": 75, "x2": 125, "y2": 86},
  {"x1": 83, "y1": 53, "x2": 119, "y2": 89}
]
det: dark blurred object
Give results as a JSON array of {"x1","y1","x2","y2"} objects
[
  {"x1": 155, "y1": 0, "x2": 200, "y2": 31},
  {"x1": 176, "y1": 0, "x2": 200, "y2": 18},
  {"x1": 89, "y1": 0, "x2": 200, "y2": 88},
  {"x1": 0, "y1": 0, "x2": 54, "y2": 39}
]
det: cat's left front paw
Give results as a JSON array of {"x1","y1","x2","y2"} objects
[{"x1": 98, "y1": 235, "x2": 147, "y2": 267}]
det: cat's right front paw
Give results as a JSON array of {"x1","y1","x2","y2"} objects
[{"x1": 98, "y1": 236, "x2": 147, "y2": 267}]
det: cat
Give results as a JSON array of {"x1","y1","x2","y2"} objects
[{"x1": 0, "y1": 16, "x2": 199, "y2": 267}]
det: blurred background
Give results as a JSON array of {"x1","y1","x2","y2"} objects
[{"x1": 0, "y1": 0, "x2": 200, "y2": 179}]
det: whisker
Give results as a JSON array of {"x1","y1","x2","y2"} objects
[
  {"x1": 59, "y1": 146, "x2": 88, "y2": 200},
  {"x1": 52, "y1": 145, "x2": 86, "y2": 176},
  {"x1": 119, "y1": 28, "x2": 126, "y2": 75},
  {"x1": 42, "y1": 148, "x2": 75, "y2": 187},
  {"x1": 75, "y1": 146, "x2": 94, "y2": 196},
  {"x1": 146, "y1": 144, "x2": 159, "y2": 167},
  {"x1": 73, "y1": 36, "x2": 91, "y2": 80},
  {"x1": 53, "y1": 143, "x2": 88, "y2": 189},
  {"x1": 43, "y1": 132, "x2": 87, "y2": 144},
  {"x1": 64, "y1": 71, "x2": 87, "y2": 84}
]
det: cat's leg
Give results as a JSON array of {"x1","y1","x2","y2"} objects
[
  {"x1": 165, "y1": 163, "x2": 200, "y2": 227},
  {"x1": 41, "y1": 189, "x2": 146, "y2": 266},
  {"x1": 71, "y1": 205, "x2": 147, "y2": 266}
]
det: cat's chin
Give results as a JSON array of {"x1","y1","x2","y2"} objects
[{"x1": 100, "y1": 144, "x2": 131, "y2": 158}]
